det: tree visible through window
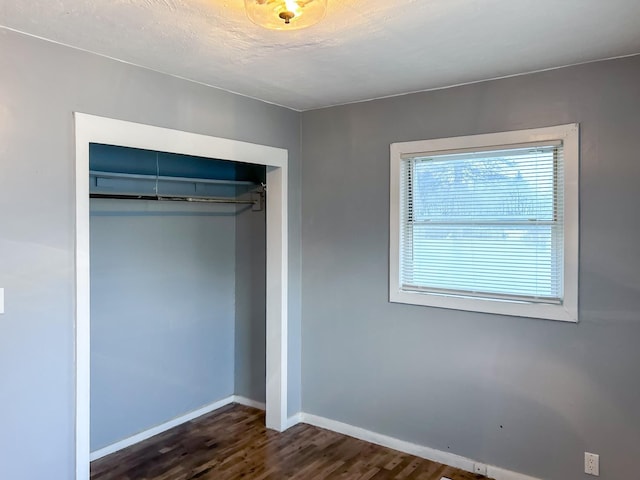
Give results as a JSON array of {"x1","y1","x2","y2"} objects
[{"x1": 402, "y1": 145, "x2": 562, "y2": 302}]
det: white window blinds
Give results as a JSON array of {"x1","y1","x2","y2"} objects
[{"x1": 400, "y1": 142, "x2": 564, "y2": 304}]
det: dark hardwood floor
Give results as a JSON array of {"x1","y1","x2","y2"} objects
[{"x1": 91, "y1": 404, "x2": 490, "y2": 480}]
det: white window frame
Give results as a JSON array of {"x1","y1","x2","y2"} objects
[{"x1": 389, "y1": 124, "x2": 579, "y2": 322}]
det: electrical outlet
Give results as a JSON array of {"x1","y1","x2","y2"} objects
[
  {"x1": 473, "y1": 463, "x2": 488, "y2": 476},
  {"x1": 585, "y1": 452, "x2": 599, "y2": 476}
]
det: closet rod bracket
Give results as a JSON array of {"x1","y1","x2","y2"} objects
[{"x1": 251, "y1": 183, "x2": 266, "y2": 212}]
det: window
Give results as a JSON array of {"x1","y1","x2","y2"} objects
[{"x1": 389, "y1": 124, "x2": 579, "y2": 322}]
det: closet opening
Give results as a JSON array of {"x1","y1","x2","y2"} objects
[
  {"x1": 74, "y1": 113, "x2": 289, "y2": 480},
  {"x1": 89, "y1": 143, "x2": 267, "y2": 461}
]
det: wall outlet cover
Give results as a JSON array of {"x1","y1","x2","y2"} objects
[
  {"x1": 585, "y1": 452, "x2": 600, "y2": 476},
  {"x1": 473, "y1": 463, "x2": 488, "y2": 475}
]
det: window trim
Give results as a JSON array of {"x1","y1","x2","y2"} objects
[{"x1": 389, "y1": 124, "x2": 579, "y2": 322}]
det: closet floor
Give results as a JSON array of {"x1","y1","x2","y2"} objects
[{"x1": 90, "y1": 403, "x2": 489, "y2": 480}]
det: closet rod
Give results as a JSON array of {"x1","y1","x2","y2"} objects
[{"x1": 90, "y1": 193, "x2": 255, "y2": 205}]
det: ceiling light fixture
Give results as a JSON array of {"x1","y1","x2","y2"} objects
[{"x1": 245, "y1": 0, "x2": 328, "y2": 30}]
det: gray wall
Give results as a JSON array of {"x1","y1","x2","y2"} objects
[
  {"x1": 301, "y1": 56, "x2": 640, "y2": 480},
  {"x1": 0, "y1": 28, "x2": 301, "y2": 479},
  {"x1": 90, "y1": 200, "x2": 236, "y2": 451},
  {"x1": 235, "y1": 202, "x2": 267, "y2": 402},
  {"x1": 3, "y1": 21, "x2": 638, "y2": 480}
]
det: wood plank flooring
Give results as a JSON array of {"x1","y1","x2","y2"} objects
[{"x1": 91, "y1": 404, "x2": 491, "y2": 480}]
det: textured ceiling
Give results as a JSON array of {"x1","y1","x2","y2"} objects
[{"x1": 1, "y1": 0, "x2": 640, "y2": 110}]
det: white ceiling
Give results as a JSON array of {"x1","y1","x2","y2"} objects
[{"x1": 1, "y1": 0, "x2": 639, "y2": 110}]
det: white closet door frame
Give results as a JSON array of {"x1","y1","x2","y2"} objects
[{"x1": 74, "y1": 113, "x2": 289, "y2": 480}]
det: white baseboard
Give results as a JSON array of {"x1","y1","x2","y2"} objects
[
  {"x1": 90, "y1": 395, "x2": 235, "y2": 461},
  {"x1": 300, "y1": 413, "x2": 541, "y2": 480},
  {"x1": 285, "y1": 412, "x2": 302, "y2": 430},
  {"x1": 90, "y1": 395, "x2": 272, "y2": 461},
  {"x1": 233, "y1": 395, "x2": 266, "y2": 410},
  {"x1": 233, "y1": 397, "x2": 301, "y2": 432},
  {"x1": 90, "y1": 400, "x2": 540, "y2": 480}
]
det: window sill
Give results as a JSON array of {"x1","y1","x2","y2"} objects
[{"x1": 390, "y1": 289, "x2": 578, "y2": 322}]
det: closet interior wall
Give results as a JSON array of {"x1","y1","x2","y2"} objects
[
  {"x1": 235, "y1": 192, "x2": 267, "y2": 404},
  {"x1": 89, "y1": 145, "x2": 266, "y2": 452}
]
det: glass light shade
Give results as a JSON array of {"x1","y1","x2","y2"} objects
[{"x1": 245, "y1": 0, "x2": 328, "y2": 30}]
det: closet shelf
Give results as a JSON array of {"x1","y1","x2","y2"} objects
[
  {"x1": 89, "y1": 170, "x2": 265, "y2": 210},
  {"x1": 89, "y1": 170, "x2": 258, "y2": 187}
]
